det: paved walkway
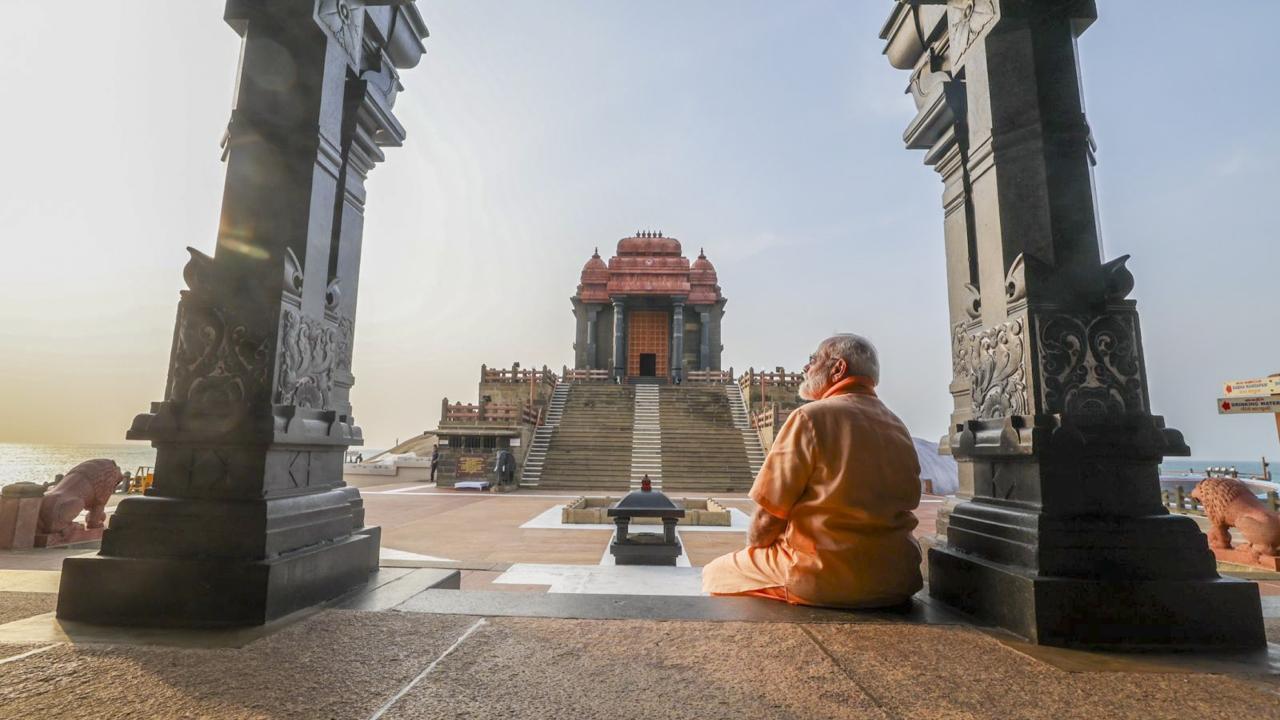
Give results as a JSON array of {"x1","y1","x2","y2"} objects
[{"x1": 2, "y1": 488, "x2": 1279, "y2": 718}]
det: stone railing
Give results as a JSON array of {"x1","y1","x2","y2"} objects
[
  {"x1": 739, "y1": 367, "x2": 803, "y2": 393},
  {"x1": 562, "y1": 367, "x2": 612, "y2": 383},
  {"x1": 751, "y1": 403, "x2": 787, "y2": 431},
  {"x1": 481, "y1": 363, "x2": 558, "y2": 387},
  {"x1": 684, "y1": 368, "x2": 735, "y2": 384},
  {"x1": 440, "y1": 399, "x2": 541, "y2": 426}
]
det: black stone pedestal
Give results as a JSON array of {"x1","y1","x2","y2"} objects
[
  {"x1": 58, "y1": 528, "x2": 379, "y2": 628},
  {"x1": 929, "y1": 547, "x2": 1265, "y2": 650},
  {"x1": 610, "y1": 530, "x2": 682, "y2": 566}
]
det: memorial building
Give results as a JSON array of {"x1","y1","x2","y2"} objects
[{"x1": 571, "y1": 232, "x2": 726, "y2": 382}]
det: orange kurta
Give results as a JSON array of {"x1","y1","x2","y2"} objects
[{"x1": 702, "y1": 378, "x2": 923, "y2": 608}]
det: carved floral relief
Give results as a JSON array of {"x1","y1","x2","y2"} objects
[
  {"x1": 1037, "y1": 312, "x2": 1145, "y2": 416},
  {"x1": 277, "y1": 308, "x2": 337, "y2": 409},
  {"x1": 952, "y1": 318, "x2": 1030, "y2": 420},
  {"x1": 169, "y1": 301, "x2": 272, "y2": 410},
  {"x1": 316, "y1": 0, "x2": 363, "y2": 68},
  {"x1": 948, "y1": 0, "x2": 996, "y2": 62}
]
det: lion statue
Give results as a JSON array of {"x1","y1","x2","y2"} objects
[
  {"x1": 1190, "y1": 476, "x2": 1280, "y2": 559},
  {"x1": 37, "y1": 459, "x2": 124, "y2": 539}
]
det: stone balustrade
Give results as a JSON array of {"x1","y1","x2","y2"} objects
[
  {"x1": 562, "y1": 367, "x2": 612, "y2": 383},
  {"x1": 440, "y1": 399, "x2": 541, "y2": 426},
  {"x1": 481, "y1": 363, "x2": 558, "y2": 387},
  {"x1": 683, "y1": 369, "x2": 735, "y2": 384}
]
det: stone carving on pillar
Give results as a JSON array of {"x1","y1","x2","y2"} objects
[
  {"x1": 883, "y1": 0, "x2": 1264, "y2": 649},
  {"x1": 57, "y1": 1, "x2": 430, "y2": 628},
  {"x1": 951, "y1": 318, "x2": 1029, "y2": 420}
]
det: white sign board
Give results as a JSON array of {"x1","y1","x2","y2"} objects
[
  {"x1": 1218, "y1": 396, "x2": 1280, "y2": 414},
  {"x1": 1222, "y1": 376, "x2": 1280, "y2": 397}
]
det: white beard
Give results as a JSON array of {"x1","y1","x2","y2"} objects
[{"x1": 798, "y1": 371, "x2": 829, "y2": 401}]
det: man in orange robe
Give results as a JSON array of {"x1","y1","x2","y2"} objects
[{"x1": 702, "y1": 334, "x2": 923, "y2": 608}]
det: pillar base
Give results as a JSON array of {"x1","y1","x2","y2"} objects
[
  {"x1": 928, "y1": 546, "x2": 1266, "y2": 650},
  {"x1": 57, "y1": 527, "x2": 379, "y2": 628}
]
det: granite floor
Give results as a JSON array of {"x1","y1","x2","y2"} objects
[{"x1": 2, "y1": 489, "x2": 1278, "y2": 718}]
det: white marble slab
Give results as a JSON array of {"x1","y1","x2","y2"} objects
[
  {"x1": 380, "y1": 547, "x2": 456, "y2": 563},
  {"x1": 519, "y1": 504, "x2": 750, "y2": 533},
  {"x1": 493, "y1": 563, "x2": 706, "y2": 596}
]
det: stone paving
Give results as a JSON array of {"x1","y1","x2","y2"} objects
[{"x1": 1, "y1": 487, "x2": 1278, "y2": 718}]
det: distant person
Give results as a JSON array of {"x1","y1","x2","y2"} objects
[
  {"x1": 430, "y1": 448, "x2": 440, "y2": 483},
  {"x1": 702, "y1": 334, "x2": 923, "y2": 609}
]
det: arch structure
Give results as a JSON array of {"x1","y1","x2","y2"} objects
[
  {"x1": 51, "y1": 0, "x2": 1265, "y2": 648},
  {"x1": 881, "y1": 0, "x2": 1262, "y2": 647}
]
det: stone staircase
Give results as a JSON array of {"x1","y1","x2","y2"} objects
[
  {"x1": 518, "y1": 382, "x2": 569, "y2": 486},
  {"x1": 658, "y1": 385, "x2": 757, "y2": 493},
  {"x1": 629, "y1": 385, "x2": 663, "y2": 490},
  {"x1": 726, "y1": 384, "x2": 766, "y2": 476},
  {"x1": 530, "y1": 384, "x2": 634, "y2": 491}
]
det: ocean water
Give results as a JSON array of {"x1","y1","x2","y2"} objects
[
  {"x1": 0, "y1": 443, "x2": 157, "y2": 488},
  {"x1": 1159, "y1": 459, "x2": 1267, "y2": 477},
  {"x1": 0, "y1": 443, "x2": 389, "y2": 488}
]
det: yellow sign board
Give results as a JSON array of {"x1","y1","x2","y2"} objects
[
  {"x1": 1218, "y1": 396, "x2": 1280, "y2": 414},
  {"x1": 1222, "y1": 375, "x2": 1280, "y2": 397},
  {"x1": 457, "y1": 455, "x2": 488, "y2": 477}
]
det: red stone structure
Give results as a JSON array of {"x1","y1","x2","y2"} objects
[{"x1": 572, "y1": 232, "x2": 726, "y2": 382}]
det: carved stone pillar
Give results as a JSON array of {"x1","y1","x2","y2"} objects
[
  {"x1": 57, "y1": 1, "x2": 429, "y2": 627},
  {"x1": 698, "y1": 310, "x2": 711, "y2": 371},
  {"x1": 883, "y1": 0, "x2": 1262, "y2": 649},
  {"x1": 612, "y1": 298, "x2": 626, "y2": 381},
  {"x1": 670, "y1": 299, "x2": 685, "y2": 382},
  {"x1": 586, "y1": 307, "x2": 599, "y2": 370}
]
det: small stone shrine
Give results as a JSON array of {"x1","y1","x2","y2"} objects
[{"x1": 608, "y1": 477, "x2": 685, "y2": 565}]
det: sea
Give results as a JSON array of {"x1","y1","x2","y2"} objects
[{"x1": 0, "y1": 443, "x2": 390, "y2": 488}]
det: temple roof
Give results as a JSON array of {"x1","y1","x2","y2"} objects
[{"x1": 575, "y1": 232, "x2": 723, "y2": 305}]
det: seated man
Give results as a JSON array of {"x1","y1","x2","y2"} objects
[{"x1": 702, "y1": 334, "x2": 923, "y2": 608}]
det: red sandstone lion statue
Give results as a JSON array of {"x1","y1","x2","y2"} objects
[
  {"x1": 37, "y1": 459, "x2": 124, "y2": 537},
  {"x1": 1190, "y1": 476, "x2": 1280, "y2": 559}
]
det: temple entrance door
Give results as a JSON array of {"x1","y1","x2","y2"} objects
[
  {"x1": 627, "y1": 309, "x2": 669, "y2": 380},
  {"x1": 639, "y1": 354, "x2": 657, "y2": 377}
]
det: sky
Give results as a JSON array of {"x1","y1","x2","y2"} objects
[{"x1": 0, "y1": 2, "x2": 1275, "y2": 460}]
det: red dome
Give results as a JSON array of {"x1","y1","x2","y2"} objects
[
  {"x1": 691, "y1": 248, "x2": 716, "y2": 273},
  {"x1": 617, "y1": 233, "x2": 682, "y2": 257},
  {"x1": 581, "y1": 248, "x2": 608, "y2": 276}
]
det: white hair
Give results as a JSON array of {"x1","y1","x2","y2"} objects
[{"x1": 822, "y1": 334, "x2": 880, "y2": 385}]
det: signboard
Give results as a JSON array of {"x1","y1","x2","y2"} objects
[
  {"x1": 1218, "y1": 396, "x2": 1280, "y2": 414},
  {"x1": 509, "y1": 438, "x2": 521, "y2": 447},
  {"x1": 1222, "y1": 376, "x2": 1280, "y2": 397},
  {"x1": 457, "y1": 455, "x2": 489, "y2": 477}
]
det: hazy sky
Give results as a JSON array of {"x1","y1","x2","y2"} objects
[{"x1": 0, "y1": 2, "x2": 1275, "y2": 459}]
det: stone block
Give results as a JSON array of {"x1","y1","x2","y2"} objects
[{"x1": 0, "y1": 483, "x2": 44, "y2": 550}]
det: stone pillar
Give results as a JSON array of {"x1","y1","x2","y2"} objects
[
  {"x1": 698, "y1": 310, "x2": 711, "y2": 371},
  {"x1": 57, "y1": 1, "x2": 429, "y2": 628},
  {"x1": 670, "y1": 299, "x2": 685, "y2": 382},
  {"x1": 882, "y1": 0, "x2": 1262, "y2": 649},
  {"x1": 586, "y1": 307, "x2": 599, "y2": 370},
  {"x1": 612, "y1": 298, "x2": 626, "y2": 381}
]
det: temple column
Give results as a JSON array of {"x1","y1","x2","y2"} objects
[
  {"x1": 612, "y1": 298, "x2": 626, "y2": 381},
  {"x1": 670, "y1": 299, "x2": 685, "y2": 381},
  {"x1": 57, "y1": 2, "x2": 429, "y2": 627},
  {"x1": 585, "y1": 307, "x2": 599, "y2": 369},
  {"x1": 883, "y1": 0, "x2": 1262, "y2": 648},
  {"x1": 698, "y1": 310, "x2": 711, "y2": 370}
]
